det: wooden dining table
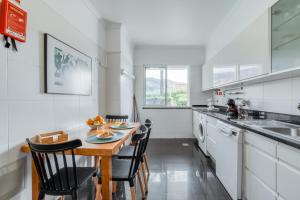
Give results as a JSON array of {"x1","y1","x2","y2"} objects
[{"x1": 21, "y1": 123, "x2": 140, "y2": 200}]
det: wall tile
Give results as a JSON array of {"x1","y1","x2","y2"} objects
[
  {"x1": 0, "y1": 101, "x2": 9, "y2": 168},
  {"x1": 292, "y1": 77, "x2": 300, "y2": 115},
  {"x1": 263, "y1": 79, "x2": 292, "y2": 114},
  {"x1": 263, "y1": 99, "x2": 292, "y2": 114},
  {"x1": 244, "y1": 83, "x2": 263, "y2": 99},
  {"x1": 8, "y1": 101, "x2": 55, "y2": 162},
  {"x1": 7, "y1": 65, "x2": 52, "y2": 101},
  {"x1": 7, "y1": 28, "x2": 42, "y2": 68},
  {"x1": 53, "y1": 99, "x2": 80, "y2": 130},
  {"x1": 248, "y1": 99, "x2": 264, "y2": 110},
  {"x1": 292, "y1": 99, "x2": 300, "y2": 115},
  {"x1": 0, "y1": 49, "x2": 7, "y2": 100},
  {"x1": 79, "y1": 99, "x2": 98, "y2": 122},
  {"x1": 264, "y1": 79, "x2": 292, "y2": 100}
]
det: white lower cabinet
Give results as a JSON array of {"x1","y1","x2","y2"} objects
[
  {"x1": 243, "y1": 131, "x2": 300, "y2": 200},
  {"x1": 245, "y1": 169, "x2": 277, "y2": 200},
  {"x1": 277, "y1": 144, "x2": 300, "y2": 200},
  {"x1": 206, "y1": 116, "x2": 218, "y2": 160},
  {"x1": 244, "y1": 132, "x2": 277, "y2": 200},
  {"x1": 245, "y1": 144, "x2": 277, "y2": 191}
]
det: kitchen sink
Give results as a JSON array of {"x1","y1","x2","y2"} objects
[
  {"x1": 232, "y1": 119, "x2": 300, "y2": 140},
  {"x1": 262, "y1": 127, "x2": 300, "y2": 137},
  {"x1": 233, "y1": 119, "x2": 281, "y2": 127}
]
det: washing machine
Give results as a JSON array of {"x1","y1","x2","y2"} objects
[{"x1": 193, "y1": 110, "x2": 209, "y2": 156}]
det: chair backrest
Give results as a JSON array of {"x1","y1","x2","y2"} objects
[
  {"x1": 26, "y1": 139, "x2": 82, "y2": 192},
  {"x1": 128, "y1": 125, "x2": 148, "y2": 178},
  {"x1": 143, "y1": 119, "x2": 152, "y2": 154},
  {"x1": 144, "y1": 119, "x2": 152, "y2": 128},
  {"x1": 106, "y1": 115, "x2": 128, "y2": 122}
]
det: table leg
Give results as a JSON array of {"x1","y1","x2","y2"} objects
[
  {"x1": 32, "y1": 159, "x2": 40, "y2": 200},
  {"x1": 101, "y1": 156, "x2": 112, "y2": 200}
]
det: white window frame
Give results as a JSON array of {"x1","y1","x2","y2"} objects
[{"x1": 143, "y1": 65, "x2": 190, "y2": 108}]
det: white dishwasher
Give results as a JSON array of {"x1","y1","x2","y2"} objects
[{"x1": 216, "y1": 120, "x2": 243, "y2": 200}]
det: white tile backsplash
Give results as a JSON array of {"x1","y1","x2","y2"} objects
[
  {"x1": 292, "y1": 77, "x2": 300, "y2": 98},
  {"x1": 215, "y1": 77, "x2": 300, "y2": 115},
  {"x1": 244, "y1": 84, "x2": 264, "y2": 99},
  {"x1": 264, "y1": 79, "x2": 292, "y2": 100}
]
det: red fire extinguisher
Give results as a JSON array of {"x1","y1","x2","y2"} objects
[{"x1": 0, "y1": 0, "x2": 27, "y2": 50}]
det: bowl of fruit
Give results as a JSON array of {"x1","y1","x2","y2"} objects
[{"x1": 86, "y1": 115, "x2": 106, "y2": 130}]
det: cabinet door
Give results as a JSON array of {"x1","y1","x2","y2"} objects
[
  {"x1": 277, "y1": 143, "x2": 300, "y2": 200},
  {"x1": 202, "y1": 64, "x2": 213, "y2": 90},
  {"x1": 204, "y1": 10, "x2": 270, "y2": 88},
  {"x1": 272, "y1": 0, "x2": 300, "y2": 72},
  {"x1": 244, "y1": 169, "x2": 277, "y2": 200},
  {"x1": 237, "y1": 11, "x2": 271, "y2": 80},
  {"x1": 244, "y1": 144, "x2": 277, "y2": 191},
  {"x1": 277, "y1": 162, "x2": 300, "y2": 200},
  {"x1": 206, "y1": 121, "x2": 218, "y2": 159},
  {"x1": 213, "y1": 64, "x2": 238, "y2": 87}
]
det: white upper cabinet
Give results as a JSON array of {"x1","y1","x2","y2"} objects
[
  {"x1": 237, "y1": 11, "x2": 271, "y2": 80},
  {"x1": 272, "y1": 0, "x2": 300, "y2": 72},
  {"x1": 202, "y1": 10, "x2": 271, "y2": 90},
  {"x1": 202, "y1": 63, "x2": 213, "y2": 90}
]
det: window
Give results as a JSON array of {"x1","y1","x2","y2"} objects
[{"x1": 144, "y1": 65, "x2": 189, "y2": 107}]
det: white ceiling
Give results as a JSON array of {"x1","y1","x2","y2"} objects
[{"x1": 90, "y1": 0, "x2": 238, "y2": 46}]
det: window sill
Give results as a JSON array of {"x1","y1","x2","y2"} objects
[{"x1": 142, "y1": 106, "x2": 192, "y2": 110}]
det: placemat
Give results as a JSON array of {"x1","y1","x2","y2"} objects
[{"x1": 86, "y1": 132, "x2": 125, "y2": 144}]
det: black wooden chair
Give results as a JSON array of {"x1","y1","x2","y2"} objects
[
  {"x1": 106, "y1": 115, "x2": 128, "y2": 122},
  {"x1": 26, "y1": 139, "x2": 98, "y2": 200},
  {"x1": 99, "y1": 125, "x2": 148, "y2": 200},
  {"x1": 117, "y1": 119, "x2": 152, "y2": 193}
]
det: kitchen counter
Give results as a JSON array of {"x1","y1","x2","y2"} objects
[{"x1": 193, "y1": 108, "x2": 300, "y2": 150}]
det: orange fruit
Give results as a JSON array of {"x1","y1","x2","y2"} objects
[{"x1": 86, "y1": 119, "x2": 94, "y2": 125}]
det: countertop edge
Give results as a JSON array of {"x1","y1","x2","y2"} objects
[{"x1": 195, "y1": 109, "x2": 300, "y2": 150}]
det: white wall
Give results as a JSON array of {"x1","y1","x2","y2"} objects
[
  {"x1": 0, "y1": 0, "x2": 106, "y2": 199},
  {"x1": 105, "y1": 22, "x2": 134, "y2": 120},
  {"x1": 120, "y1": 27, "x2": 134, "y2": 120},
  {"x1": 206, "y1": 0, "x2": 278, "y2": 60},
  {"x1": 134, "y1": 45, "x2": 211, "y2": 138}
]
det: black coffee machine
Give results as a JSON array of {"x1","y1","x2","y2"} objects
[{"x1": 226, "y1": 99, "x2": 238, "y2": 118}]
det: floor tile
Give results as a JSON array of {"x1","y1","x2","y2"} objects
[{"x1": 64, "y1": 139, "x2": 231, "y2": 200}]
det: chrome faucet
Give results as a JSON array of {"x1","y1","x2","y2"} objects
[{"x1": 235, "y1": 98, "x2": 250, "y2": 119}]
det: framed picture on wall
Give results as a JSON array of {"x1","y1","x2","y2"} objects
[{"x1": 44, "y1": 34, "x2": 92, "y2": 95}]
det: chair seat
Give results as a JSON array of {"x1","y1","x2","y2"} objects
[
  {"x1": 112, "y1": 158, "x2": 134, "y2": 180},
  {"x1": 98, "y1": 158, "x2": 136, "y2": 182},
  {"x1": 49, "y1": 167, "x2": 97, "y2": 189},
  {"x1": 117, "y1": 145, "x2": 135, "y2": 159}
]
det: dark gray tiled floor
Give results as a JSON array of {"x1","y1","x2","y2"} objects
[
  {"x1": 67, "y1": 139, "x2": 231, "y2": 200},
  {"x1": 113, "y1": 139, "x2": 231, "y2": 200}
]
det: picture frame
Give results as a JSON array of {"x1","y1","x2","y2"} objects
[{"x1": 44, "y1": 34, "x2": 92, "y2": 95}]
